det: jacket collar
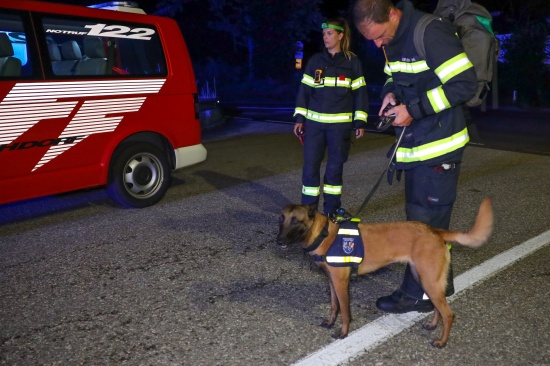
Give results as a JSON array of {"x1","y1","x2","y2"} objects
[
  {"x1": 389, "y1": 0, "x2": 414, "y2": 49},
  {"x1": 324, "y1": 49, "x2": 346, "y2": 64}
]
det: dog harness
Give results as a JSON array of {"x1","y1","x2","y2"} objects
[{"x1": 311, "y1": 219, "x2": 365, "y2": 267}]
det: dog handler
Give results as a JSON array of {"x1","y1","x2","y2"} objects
[
  {"x1": 294, "y1": 17, "x2": 369, "y2": 217},
  {"x1": 353, "y1": 0, "x2": 477, "y2": 313}
]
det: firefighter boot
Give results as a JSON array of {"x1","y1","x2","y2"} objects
[{"x1": 376, "y1": 263, "x2": 435, "y2": 313}]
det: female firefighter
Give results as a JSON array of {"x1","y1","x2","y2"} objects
[{"x1": 294, "y1": 17, "x2": 369, "y2": 217}]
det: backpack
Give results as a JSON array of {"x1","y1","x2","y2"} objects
[{"x1": 413, "y1": 0, "x2": 500, "y2": 107}]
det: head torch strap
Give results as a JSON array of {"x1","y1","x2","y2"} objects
[{"x1": 321, "y1": 23, "x2": 344, "y2": 32}]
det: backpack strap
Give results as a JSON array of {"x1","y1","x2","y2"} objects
[{"x1": 413, "y1": 14, "x2": 439, "y2": 60}]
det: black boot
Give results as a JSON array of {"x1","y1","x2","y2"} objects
[{"x1": 376, "y1": 264, "x2": 434, "y2": 313}]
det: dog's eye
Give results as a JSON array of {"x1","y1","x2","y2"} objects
[{"x1": 291, "y1": 217, "x2": 299, "y2": 225}]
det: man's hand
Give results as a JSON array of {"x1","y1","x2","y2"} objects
[
  {"x1": 380, "y1": 93, "x2": 413, "y2": 127},
  {"x1": 391, "y1": 104, "x2": 413, "y2": 127},
  {"x1": 379, "y1": 93, "x2": 397, "y2": 115},
  {"x1": 355, "y1": 128, "x2": 364, "y2": 139}
]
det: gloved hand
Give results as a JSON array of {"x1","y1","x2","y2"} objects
[{"x1": 294, "y1": 123, "x2": 305, "y2": 144}]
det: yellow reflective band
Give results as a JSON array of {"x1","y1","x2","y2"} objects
[
  {"x1": 306, "y1": 111, "x2": 352, "y2": 123},
  {"x1": 388, "y1": 60, "x2": 429, "y2": 74},
  {"x1": 326, "y1": 256, "x2": 363, "y2": 263},
  {"x1": 427, "y1": 86, "x2": 451, "y2": 112},
  {"x1": 324, "y1": 77, "x2": 351, "y2": 88},
  {"x1": 354, "y1": 110, "x2": 368, "y2": 122},
  {"x1": 302, "y1": 185, "x2": 320, "y2": 196},
  {"x1": 301, "y1": 74, "x2": 316, "y2": 87},
  {"x1": 337, "y1": 228, "x2": 359, "y2": 235},
  {"x1": 351, "y1": 76, "x2": 366, "y2": 90},
  {"x1": 396, "y1": 127, "x2": 470, "y2": 162},
  {"x1": 323, "y1": 185, "x2": 342, "y2": 195},
  {"x1": 435, "y1": 52, "x2": 473, "y2": 84},
  {"x1": 384, "y1": 77, "x2": 393, "y2": 86},
  {"x1": 293, "y1": 107, "x2": 307, "y2": 118},
  {"x1": 336, "y1": 78, "x2": 351, "y2": 87},
  {"x1": 384, "y1": 64, "x2": 392, "y2": 76}
]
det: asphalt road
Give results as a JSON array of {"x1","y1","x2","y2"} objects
[{"x1": 1, "y1": 112, "x2": 549, "y2": 365}]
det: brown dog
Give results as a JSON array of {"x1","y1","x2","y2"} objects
[{"x1": 277, "y1": 197, "x2": 493, "y2": 348}]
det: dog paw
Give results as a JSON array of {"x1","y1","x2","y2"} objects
[
  {"x1": 430, "y1": 339, "x2": 447, "y2": 348},
  {"x1": 422, "y1": 322, "x2": 437, "y2": 331},
  {"x1": 331, "y1": 330, "x2": 348, "y2": 339},
  {"x1": 320, "y1": 320, "x2": 334, "y2": 329}
]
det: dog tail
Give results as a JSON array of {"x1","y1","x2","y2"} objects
[{"x1": 438, "y1": 197, "x2": 494, "y2": 248}]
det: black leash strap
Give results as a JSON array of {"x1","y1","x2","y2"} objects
[
  {"x1": 352, "y1": 165, "x2": 387, "y2": 217},
  {"x1": 352, "y1": 127, "x2": 406, "y2": 217}
]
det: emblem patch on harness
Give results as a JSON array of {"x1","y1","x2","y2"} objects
[{"x1": 342, "y1": 238, "x2": 355, "y2": 254}]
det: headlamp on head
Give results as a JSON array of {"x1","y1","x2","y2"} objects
[{"x1": 321, "y1": 23, "x2": 344, "y2": 32}]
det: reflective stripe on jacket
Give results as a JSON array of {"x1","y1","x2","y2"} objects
[
  {"x1": 382, "y1": 0, "x2": 477, "y2": 168},
  {"x1": 294, "y1": 50, "x2": 369, "y2": 130}
]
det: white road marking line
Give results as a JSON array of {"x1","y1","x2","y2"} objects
[{"x1": 293, "y1": 229, "x2": 550, "y2": 366}]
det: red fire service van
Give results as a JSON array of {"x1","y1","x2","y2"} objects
[{"x1": 0, "y1": 1, "x2": 207, "y2": 208}]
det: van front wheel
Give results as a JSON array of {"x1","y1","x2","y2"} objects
[{"x1": 107, "y1": 143, "x2": 171, "y2": 208}]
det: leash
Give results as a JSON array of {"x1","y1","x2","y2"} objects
[
  {"x1": 352, "y1": 126, "x2": 406, "y2": 217},
  {"x1": 352, "y1": 50, "x2": 405, "y2": 217}
]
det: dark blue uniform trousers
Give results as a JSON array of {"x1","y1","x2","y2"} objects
[
  {"x1": 301, "y1": 124, "x2": 352, "y2": 215},
  {"x1": 400, "y1": 162, "x2": 461, "y2": 299}
]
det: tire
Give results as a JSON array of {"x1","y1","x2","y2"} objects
[{"x1": 107, "y1": 142, "x2": 171, "y2": 208}]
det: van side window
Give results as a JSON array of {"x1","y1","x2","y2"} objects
[
  {"x1": 41, "y1": 16, "x2": 167, "y2": 77},
  {"x1": 0, "y1": 12, "x2": 33, "y2": 78}
]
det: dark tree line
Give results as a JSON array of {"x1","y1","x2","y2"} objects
[
  {"x1": 154, "y1": 0, "x2": 548, "y2": 106},
  {"x1": 154, "y1": 0, "x2": 325, "y2": 102},
  {"x1": 419, "y1": 0, "x2": 550, "y2": 106},
  {"x1": 485, "y1": 0, "x2": 550, "y2": 107}
]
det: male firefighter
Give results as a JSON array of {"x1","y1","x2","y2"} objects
[{"x1": 353, "y1": 0, "x2": 477, "y2": 313}]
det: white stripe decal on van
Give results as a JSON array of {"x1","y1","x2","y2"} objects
[{"x1": 0, "y1": 79, "x2": 166, "y2": 171}]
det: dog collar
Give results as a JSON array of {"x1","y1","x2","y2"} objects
[{"x1": 304, "y1": 217, "x2": 329, "y2": 253}]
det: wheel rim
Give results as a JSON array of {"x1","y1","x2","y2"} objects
[{"x1": 122, "y1": 152, "x2": 164, "y2": 199}]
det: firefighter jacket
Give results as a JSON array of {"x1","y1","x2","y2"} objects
[
  {"x1": 294, "y1": 50, "x2": 369, "y2": 130},
  {"x1": 382, "y1": 0, "x2": 477, "y2": 169}
]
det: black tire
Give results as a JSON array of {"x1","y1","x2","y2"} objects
[{"x1": 107, "y1": 142, "x2": 171, "y2": 208}]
